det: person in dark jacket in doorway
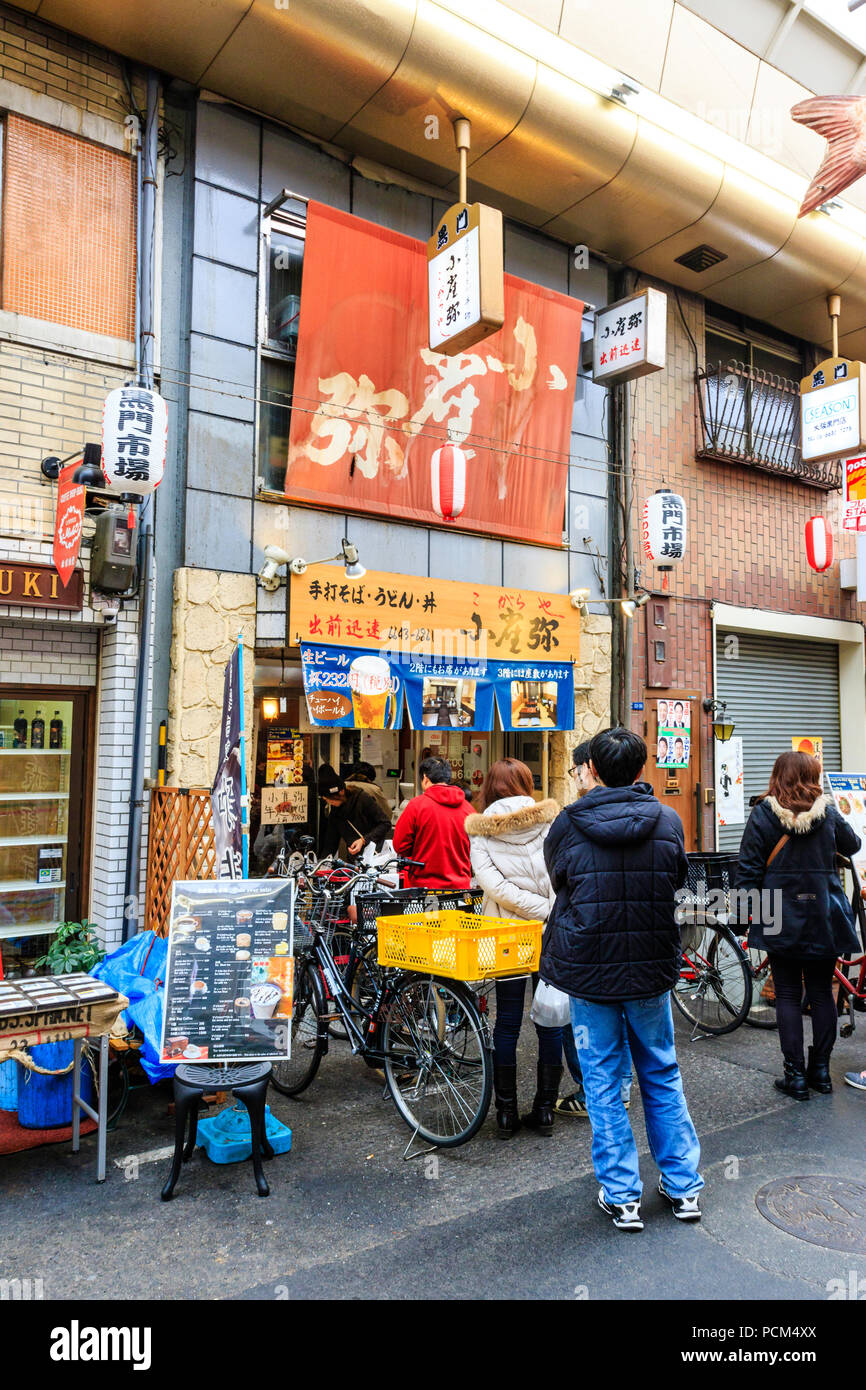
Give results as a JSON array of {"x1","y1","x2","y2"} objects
[
  {"x1": 392, "y1": 757, "x2": 472, "y2": 889},
  {"x1": 735, "y1": 750, "x2": 861, "y2": 1100},
  {"x1": 317, "y1": 764, "x2": 391, "y2": 860},
  {"x1": 540, "y1": 727, "x2": 702, "y2": 1232}
]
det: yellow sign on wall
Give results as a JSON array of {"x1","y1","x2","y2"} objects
[{"x1": 289, "y1": 565, "x2": 581, "y2": 664}]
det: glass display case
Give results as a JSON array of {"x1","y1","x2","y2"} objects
[{"x1": 0, "y1": 693, "x2": 87, "y2": 971}]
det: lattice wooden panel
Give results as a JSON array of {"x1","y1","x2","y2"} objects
[{"x1": 145, "y1": 788, "x2": 216, "y2": 938}]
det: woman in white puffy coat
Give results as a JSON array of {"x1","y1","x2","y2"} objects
[{"x1": 466, "y1": 758, "x2": 561, "y2": 1139}]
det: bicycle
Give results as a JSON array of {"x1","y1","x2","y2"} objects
[
  {"x1": 269, "y1": 874, "x2": 494, "y2": 1148},
  {"x1": 678, "y1": 853, "x2": 773, "y2": 1035},
  {"x1": 673, "y1": 914, "x2": 753, "y2": 1036}
]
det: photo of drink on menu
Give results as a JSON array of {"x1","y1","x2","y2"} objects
[
  {"x1": 159, "y1": 877, "x2": 295, "y2": 1064},
  {"x1": 656, "y1": 699, "x2": 691, "y2": 769}
]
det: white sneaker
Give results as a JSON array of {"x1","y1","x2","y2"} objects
[
  {"x1": 658, "y1": 1178, "x2": 702, "y2": 1221},
  {"x1": 598, "y1": 1187, "x2": 644, "y2": 1231}
]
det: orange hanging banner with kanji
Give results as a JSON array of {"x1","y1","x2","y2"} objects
[{"x1": 286, "y1": 202, "x2": 583, "y2": 548}]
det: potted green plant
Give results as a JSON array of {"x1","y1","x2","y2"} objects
[{"x1": 36, "y1": 920, "x2": 104, "y2": 976}]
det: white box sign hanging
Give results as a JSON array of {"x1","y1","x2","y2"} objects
[
  {"x1": 427, "y1": 202, "x2": 504, "y2": 357},
  {"x1": 593, "y1": 287, "x2": 667, "y2": 384}
]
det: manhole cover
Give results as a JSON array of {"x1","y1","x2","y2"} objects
[{"x1": 755, "y1": 1176, "x2": 866, "y2": 1253}]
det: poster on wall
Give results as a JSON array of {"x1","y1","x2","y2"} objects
[
  {"x1": 715, "y1": 736, "x2": 744, "y2": 828},
  {"x1": 300, "y1": 645, "x2": 405, "y2": 729},
  {"x1": 286, "y1": 202, "x2": 583, "y2": 548},
  {"x1": 265, "y1": 734, "x2": 305, "y2": 784},
  {"x1": 792, "y1": 735, "x2": 823, "y2": 767},
  {"x1": 655, "y1": 699, "x2": 690, "y2": 769},
  {"x1": 159, "y1": 878, "x2": 294, "y2": 1065},
  {"x1": 826, "y1": 773, "x2": 866, "y2": 889},
  {"x1": 301, "y1": 641, "x2": 576, "y2": 733}
]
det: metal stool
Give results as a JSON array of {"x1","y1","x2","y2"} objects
[{"x1": 161, "y1": 1062, "x2": 274, "y2": 1200}]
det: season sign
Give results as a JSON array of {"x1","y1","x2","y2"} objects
[{"x1": 800, "y1": 358, "x2": 866, "y2": 464}]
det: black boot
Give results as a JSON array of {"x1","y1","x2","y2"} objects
[
  {"x1": 806, "y1": 1046, "x2": 832, "y2": 1093},
  {"x1": 493, "y1": 1063, "x2": 521, "y2": 1139},
  {"x1": 522, "y1": 1062, "x2": 563, "y2": 1136},
  {"x1": 774, "y1": 1062, "x2": 810, "y2": 1101}
]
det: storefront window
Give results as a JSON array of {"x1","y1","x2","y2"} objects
[
  {"x1": 0, "y1": 696, "x2": 74, "y2": 972},
  {"x1": 258, "y1": 216, "x2": 304, "y2": 494},
  {"x1": 258, "y1": 356, "x2": 294, "y2": 493},
  {"x1": 266, "y1": 230, "x2": 304, "y2": 349}
]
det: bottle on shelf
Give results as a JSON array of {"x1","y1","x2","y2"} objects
[
  {"x1": 49, "y1": 711, "x2": 64, "y2": 749},
  {"x1": 13, "y1": 710, "x2": 27, "y2": 748},
  {"x1": 30, "y1": 710, "x2": 45, "y2": 749}
]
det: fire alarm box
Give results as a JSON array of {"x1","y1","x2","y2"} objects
[{"x1": 90, "y1": 509, "x2": 137, "y2": 593}]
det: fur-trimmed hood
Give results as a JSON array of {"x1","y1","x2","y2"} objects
[
  {"x1": 764, "y1": 793, "x2": 830, "y2": 834},
  {"x1": 466, "y1": 796, "x2": 560, "y2": 842}
]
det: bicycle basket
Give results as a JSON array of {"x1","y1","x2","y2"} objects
[
  {"x1": 685, "y1": 853, "x2": 739, "y2": 911},
  {"x1": 292, "y1": 877, "x2": 339, "y2": 951},
  {"x1": 355, "y1": 887, "x2": 485, "y2": 935},
  {"x1": 376, "y1": 910, "x2": 541, "y2": 981}
]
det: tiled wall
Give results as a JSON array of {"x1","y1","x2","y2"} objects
[
  {"x1": 2, "y1": 115, "x2": 136, "y2": 339},
  {"x1": 182, "y1": 99, "x2": 611, "y2": 647}
]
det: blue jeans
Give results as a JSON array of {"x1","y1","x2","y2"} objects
[
  {"x1": 563, "y1": 1018, "x2": 633, "y2": 1102},
  {"x1": 570, "y1": 992, "x2": 703, "y2": 1206}
]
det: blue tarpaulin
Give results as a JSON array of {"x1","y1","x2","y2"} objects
[{"x1": 92, "y1": 931, "x2": 175, "y2": 1083}]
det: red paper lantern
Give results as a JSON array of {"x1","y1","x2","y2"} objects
[
  {"x1": 804, "y1": 515, "x2": 833, "y2": 572},
  {"x1": 431, "y1": 444, "x2": 467, "y2": 521}
]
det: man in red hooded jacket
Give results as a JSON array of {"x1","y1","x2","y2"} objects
[{"x1": 393, "y1": 757, "x2": 472, "y2": 889}]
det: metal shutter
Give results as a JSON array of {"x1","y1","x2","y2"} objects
[{"x1": 715, "y1": 630, "x2": 841, "y2": 852}]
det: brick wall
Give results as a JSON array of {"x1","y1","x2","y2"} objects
[
  {"x1": 0, "y1": 622, "x2": 97, "y2": 683},
  {"x1": 629, "y1": 280, "x2": 860, "y2": 844},
  {"x1": 0, "y1": 342, "x2": 129, "y2": 551},
  {"x1": 0, "y1": 7, "x2": 148, "y2": 949},
  {"x1": 0, "y1": 2, "x2": 143, "y2": 123}
]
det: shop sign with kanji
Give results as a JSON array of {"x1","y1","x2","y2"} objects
[
  {"x1": 593, "y1": 288, "x2": 667, "y2": 385},
  {"x1": 800, "y1": 358, "x2": 866, "y2": 464},
  {"x1": 102, "y1": 386, "x2": 168, "y2": 496},
  {"x1": 427, "y1": 201, "x2": 504, "y2": 357},
  {"x1": 289, "y1": 564, "x2": 581, "y2": 665}
]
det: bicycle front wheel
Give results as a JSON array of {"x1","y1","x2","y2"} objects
[
  {"x1": 673, "y1": 924, "x2": 752, "y2": 1035},
  {"x1": 381, "y1": 974, "x2": 492, "y2": 1147},
  {"x1": 269, "y1": 958, "x2": 326, "y2": 1096}
]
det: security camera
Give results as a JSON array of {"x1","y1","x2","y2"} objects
[{"x1": 258, "y1": 544, "x2": 293, "y2": 591}]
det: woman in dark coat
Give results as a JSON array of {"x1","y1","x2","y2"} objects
[{"x1": 736, "y1": 751, "x2": 861, "y2": 1100}]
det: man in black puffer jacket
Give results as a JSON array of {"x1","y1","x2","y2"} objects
[{"x1": 541, "y1": 727, "x2": 703, "y2": 1233}]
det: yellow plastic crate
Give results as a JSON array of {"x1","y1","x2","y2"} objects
[{"x1": 376, "y1": 909, "x2": 541, "y2": 981}]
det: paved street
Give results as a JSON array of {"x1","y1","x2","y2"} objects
[{"x1": 4, "y1": 1006, "x2": 866, "y2": 1302}]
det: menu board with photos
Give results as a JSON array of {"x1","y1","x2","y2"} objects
[
  {"x1": 655, "y1": 698, "x2": 691, "y2": 770},
  {"x1": 160, "y1": 878, "x2": 295, "y2": 1064},
  {"x1": 826, "y1": 773, "x2": 866, "y2": 890}
]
